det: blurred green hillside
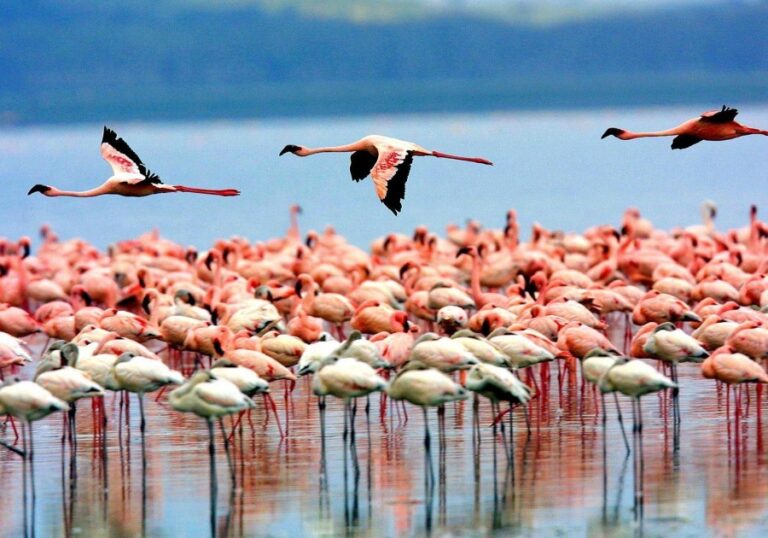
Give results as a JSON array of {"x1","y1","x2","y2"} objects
[{"x1": 2, "y1": 0, "x2": 767, "y2": 124}]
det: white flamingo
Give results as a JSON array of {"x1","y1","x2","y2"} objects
[
  {"x1": 280, "y1": 135, "x2": 492, "y2": 214},
  {"x1": 28, "y1": 127, "x2": 240, "y2": 198}
]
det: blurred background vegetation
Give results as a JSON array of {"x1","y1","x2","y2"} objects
[{"x1": 2, "y1": 0, "x2": 766, "y2": 124}]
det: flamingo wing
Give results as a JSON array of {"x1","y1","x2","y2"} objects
[
  {"x1": 349, "y1": 150, "x2": 377, "y2": 181},
  {"x1": 370, "y1": 148, "x2": 414, "y2": 215},
  {"x1": 700, "y1": 106, "x2": 738, "y2": 124},
  {"x1": 100, "y1": 127, "x2": 163, "y2": 184},
  {"x1": 197, "y1": 380, "x2": 247, "y2": 408},
  {"x1": 671, "y1": 134, "x2": 702, "y2": 150}
]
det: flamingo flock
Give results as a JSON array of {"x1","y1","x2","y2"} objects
[
  {"x1": 1, "y1": 201, "x2": 768, "y2": 525},
  {"x1": 4, "y1": 105, "x2": 768, "y2": 531}
]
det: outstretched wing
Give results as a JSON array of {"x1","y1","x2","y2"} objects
[
  {"x1": 370, "y1": 149, "x2": 413, "y2": 215},
  {"x1": 349, "y1": 150, "x2": 376, "y2": 181},
  {"x1": 700, "y1": 105, "x2": 738, "y2": 124},
  {"x1": 671, "y1": 135, "x2": 702, "y2": 150},
  {"x1": 100, "y1": 127, "x2": 162, "y2": 184}
]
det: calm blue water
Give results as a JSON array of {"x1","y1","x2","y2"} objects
[{"x1": 2, "y1": 104, "x2": 767, "y2": 249}]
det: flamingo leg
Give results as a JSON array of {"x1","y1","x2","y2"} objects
[
  {"x1": 613, "y1": 392, "x2": 631, "y2": 455},
  {"x1": 218, "y1": 418, "x2": 235, "y2": 484},
  {"x1": 29, "y1": 422, "x2": 36, "y2": 504},
  {"x1": 265, "y1": 394, "x2": 284, "y2": 438},
  {"x1": 207, "y1": 419, "x2": 218, "y2": 538}
]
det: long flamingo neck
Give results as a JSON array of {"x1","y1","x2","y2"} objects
[
  {"x1": 619, "y1": 128, "x2": 682, "y2": 139},
  {"x1": 288, "y1": 211, "x2": 300, "y2": 241},
  {"x1": 301, "y1": 281, "x2": 315, "y2": 311},
  {"x1": 431, "y1": 151, "x2": 492, "y2": 165},
  {"x1": 46, "y1": 186, "x2": 108, "y2": 197},
  {"x1": 304, "y1": 143, "x2": 364, "y2": 156}
]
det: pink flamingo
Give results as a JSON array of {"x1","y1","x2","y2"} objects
[
  {"x1": 602, "y1": 106, "x2": 768, "y2": 149},
  {"x1": 280, "y1": 135, "x2": 492, "y2": 214}
]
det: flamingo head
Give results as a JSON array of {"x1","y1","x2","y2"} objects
[
  {"x1": 601, "y1": 127, "x2": 626, "y2": 140},
  {"x1": 279, "y1": 144, "x2": 306, "y2": 156},
  {"x1": 27, "y1": 184, "x2": 52, "y2": 196}
]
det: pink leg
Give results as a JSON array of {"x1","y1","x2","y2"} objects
[
  {"x1": 154, "y1": 386, "x2": 168, "y2": 403},
  {"x1": 490, "y1": 405, "x2": 512, "y2": 427},
  {"x1": 228, "y1": 411, "x2": 244, "y2": 443},
  {"x1": 265, "y1": 394, "x2": 284, "y2": 437}
]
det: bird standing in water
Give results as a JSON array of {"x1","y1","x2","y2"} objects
[
  {"x1": 28, "y1": 127, "x2": 240, "y2": 198},
  {"x1": 279, "y1": 135, "x2": 493, "y2": 215}
]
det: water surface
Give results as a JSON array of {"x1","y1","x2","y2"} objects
[{"x1": 2, "y1": 332, "x2": 767, "y2": 536}]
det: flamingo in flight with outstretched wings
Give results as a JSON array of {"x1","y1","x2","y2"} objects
[
  {"x1": 601, "y1": 106, "x2": 768, "y2": 150},
  {"x1": 28, "y1": 127, "x2": 240, "y2": 198},
  {"x1": 279, "y1": 135, "x2": 493, "y2": 215}
]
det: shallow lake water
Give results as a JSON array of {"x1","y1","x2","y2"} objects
[{"x1": 2, "y1": 326, "x2": 767, "y2": 537}]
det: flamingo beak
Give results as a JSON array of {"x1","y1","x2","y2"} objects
[
  {"x1": 601, "y1": 128, "x2": 625, "y2": 139},
  {"x1": 141, "y1": 294, "x2": 152, "y2": 314},
  {"x1": 28, "y1": 184, "x2": 51, "y2": 195},
  {"x1": 280, "y1": 145, "x2": 301, "y2": 156}
]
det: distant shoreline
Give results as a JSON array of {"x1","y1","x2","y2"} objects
[{"x1": 3, "y1": 72, "x2": 768, "y2": 127}]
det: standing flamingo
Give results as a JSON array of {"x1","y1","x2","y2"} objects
[
  {"x1": 602, "y1": 106, "x2": 768, "y2": 149},
  {"x1": 279, "y1": 135, "x2": 493, "y2": 214},
  {"x1": 0, "y1": 379, "x2": 69, "y2": 508},
  {"x1": 169, "y1": 371, "x2": 256, "y2": 535},
  {"x1": 599, "y1": 358, "x2": 676, "y2": 515},
  {"x1": 28, "y1": 127, "x2": 240, "y2": 198}
]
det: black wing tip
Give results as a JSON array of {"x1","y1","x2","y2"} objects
[
  {"x1": 102, "y1": 126, "x2": 118, "y2": 144},
  {"x1": 380, "y1": 152, "x2": 413, "y2": 216},
  {"x1": 350, "y1": 150, "x2": 376, "y2": 182},
  {"x1": 701, "y1": 105, "x2": 739, "y2": 123},
  {"x1": 385, "y1": 203, "x2": 401, "y2": 216},
  {"x1": 670, "y1": 134, "x2": 702, "y2": 150}
]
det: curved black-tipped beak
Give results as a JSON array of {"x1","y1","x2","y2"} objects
[
  {"x1": 403, "y1": 318, "x2": 410, "y2": 331},
  {"x1": 80, "y1": 290, "x2": 92, "y2": 306},
  {"x1": 141, "y1": 294, "x2": 152, "y2": 315},
  {"x1": 456, "y1": 246, "x2": 472, "y2": 258},
  {"x1": 601, "y1": 128, "x2": 624, "y2": 139},
  {"x1": 205, "y1": 252, "x2": 214, "y2": 271},
  {"x1": 280, "y1": 144, "x2": 300, "y2": 156},
  {"x1": 28, "y1": 184, "x2": 51, "y2": 196},
  {"x1": 294, "y1": 280, "x2": 303, "y2": 298}
]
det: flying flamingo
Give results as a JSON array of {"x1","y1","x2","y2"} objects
[
  {"x1": 27, "y1": 127, "x2": 240, "y2": 198},
  {"x1": 601, "y1": 106, "x2": 768, "y2": 149},
  {"x1": 279, "y1": 135, "x2": 493, "y2": 215}
]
